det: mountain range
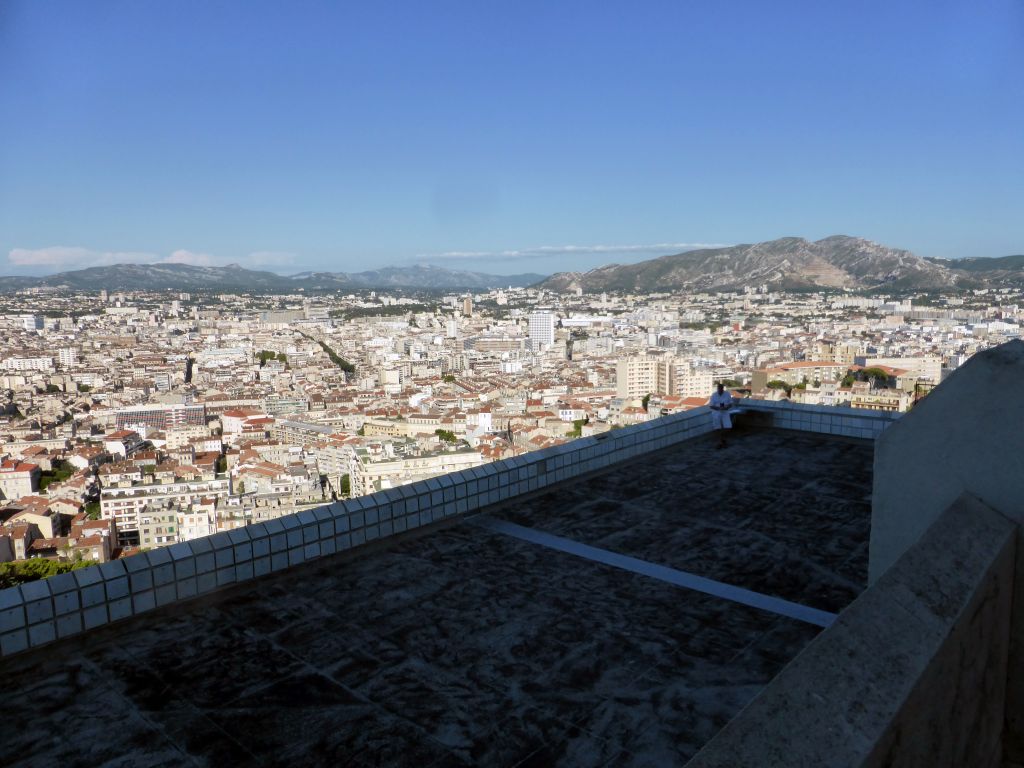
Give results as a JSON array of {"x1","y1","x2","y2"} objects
[
  {"x1": 536, "y1": 236, "x2": 1024, "y2": 293},
  {"x1": 0, "y1": 263, "x2": 545, "y2": 293},
  {"x1": 3, "y1": 237, "x2": 1021, "y2": 294}
]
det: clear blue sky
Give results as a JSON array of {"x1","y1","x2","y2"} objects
[{"x1": 1, "y1": 0, "x2": 1021, "y2": 277}]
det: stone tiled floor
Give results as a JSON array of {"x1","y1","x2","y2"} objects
[{"x1": 0, "y1": 428, "x2": 873, "y2": 768}]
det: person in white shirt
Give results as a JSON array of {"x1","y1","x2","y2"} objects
[{"x1": 709, "y1": 382, "x2": 734, "y2": 448}]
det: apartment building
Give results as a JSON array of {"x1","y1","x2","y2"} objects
[
  {"x1": 616, "y1": 355, "x2": 714, "y2": 400},
  {"x1": 101, "y1": 475, "x2": 230, "y2": 545},
  {"x1": 114, "y1": 403, "x2": 206, "y2": 431},
  {"x1": 347, "y1": 444, "x2": 487, "y2": 497},
  {"x1": 751, "y1": 361, "x2": 850, "y2": 390},
  {"x1": 0, "y1": 461, "x2": 40, "y2": 500}
]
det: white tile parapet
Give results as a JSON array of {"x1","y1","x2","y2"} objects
[{"x1": 0, "y1": 401, "x2": 894, "y2": 659}]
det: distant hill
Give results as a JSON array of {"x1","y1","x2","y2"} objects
[
  {"x1": 536, "y1": 236, "x2": 971, "y2": 293},
  {"x1": 925, "y1": 254, "x2": 1024, "y2": 286},
  {"x1": 0, "y1": 262, "x2": 546, "y2": 293}
]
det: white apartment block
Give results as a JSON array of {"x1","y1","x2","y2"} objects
[
  {"x1": 617, "y1": 355, "x2": 716, "y2": 400},
  {"x1": 1, "y1": 356, "x2": 55, "y2": 372},
  {"x1": 616, "y1": 355, "x2": 661, "y2": 399},
  {"x1": 0, "y1": 461, "x2": 40, "y2": 500},
  {"x1": 20, "y1": 314, "x2": 43, "y2": 332},
  {"x1": 666, "y1": 361, "x2": 715, "y2": 400},
  {"x1": 528, "y1": 312, "x2": 556, "y2": 350},
  {"x1": 58, "y1": 347, "x2": 78, "y2": 368},
  {"x1": 178, "y1": 506, "x2": 217, "y2": 541},
  {"x1": 348, "y1": 446, "x2": 487, "y2": 497},
  {"x1": 101, "y1": 477, "x2": 230, "y2": 541}
]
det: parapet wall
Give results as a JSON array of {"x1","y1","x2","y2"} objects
[
  {"x1": 685, "y1": 493, "x2": 1017, "y2": 768},
  {"x1": 739, "y1": 399, "x2": 899, "y2": 438},
  {"x1": 870, "y1": 339, "x2": 1024, "y2": 763},
  {"x1": 0, "y1": 400, "x2": 894, "y2": 659}
]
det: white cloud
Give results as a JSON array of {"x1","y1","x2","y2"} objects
[
  {"x1": 7, "y1": 246, "x2": 158, "y2": 268},
  {"x1": 6, "y1": 246, "x2": 303, "y2": 273},
  {"x1": 419, "y1": 242, "x2": 731, "y2": 261}
]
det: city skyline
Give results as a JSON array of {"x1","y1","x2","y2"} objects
[{"x1": 2, "y1": 0, "x2": 1022, "y2": 276}]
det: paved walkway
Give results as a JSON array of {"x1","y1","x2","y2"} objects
[
  {"x1": 472, "y1": 516, "x2": 837, "y2": 628},
  {"x1": 0, "y1": 428, "x2": 873, "y2": 768}
]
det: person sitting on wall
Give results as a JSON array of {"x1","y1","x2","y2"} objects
[{"x1": 709, "y1": 382, "x2": 735, "y2": 449}]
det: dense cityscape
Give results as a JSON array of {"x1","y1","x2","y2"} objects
[{"x1": 1, "y1": 280, "x2": 1020, "y2": 579}]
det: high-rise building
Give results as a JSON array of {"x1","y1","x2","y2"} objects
[
  {"x1": 664, "y1": 359, "x2": 715, "y2": 400},
  {"x1": 20, "y1": 315, "x2": 42, "y2": 332},
  {"x1": 616, "y1": 355, "x2": 714, "y2": 400},
  {"x1": 58, "y1": 348, "x2": 78, "y2": 368},
  {"x1": 462, "y1": 297, "x2": 473, "y2": 317},
  {"x1": 616, "y1": 355, "x2": 661, "y2": 399},
  {"x1": 528, "y1": 312, "x2": 556, "y2": 350}
]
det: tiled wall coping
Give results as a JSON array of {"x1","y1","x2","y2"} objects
[
  {"x1": 0, "y1": 401, "x2": 896, "y2": 658},
  {"x1": 739, "y1": 399, "x2": 900, "y2": 440}
]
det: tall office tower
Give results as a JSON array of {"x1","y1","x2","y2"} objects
[
  {"x1": 528, "y1": 312, "x2": 556, "y2": 350},
  {"x1": 100, "y1": 290, "x2": 109, "y2": 302},
  {"x1": 446, "y1": 320, "x2": 459, "y2": 339},
  {"x1": 462, "y1": 297, "x2": 473, "y2": 317},
  {"x1": 20, "y1": 315, "x2": 43, "y2": 332}
]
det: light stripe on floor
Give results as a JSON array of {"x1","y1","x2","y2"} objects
[{"x1": 470, "y1": 515, "x2": 837, "y2": 629}]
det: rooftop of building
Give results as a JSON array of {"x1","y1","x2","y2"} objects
[{"x1": 1, "y1": 426, "x2": 873, "y2": 768}]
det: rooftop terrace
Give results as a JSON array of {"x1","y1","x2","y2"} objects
[{"x1": 1, "y1": 426, "x2": 873, "y2": 767}]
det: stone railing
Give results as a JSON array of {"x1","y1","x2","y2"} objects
[{"x1": 0, "y1": 400, "x2": 896, "y2": 659}]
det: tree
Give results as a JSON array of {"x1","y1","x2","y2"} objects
[
  {"x1": 339, "y1": 474, "x2": 351, "y2": 497},
  {"x1": 435, "y1": 429, "x2": 457, "y2": 443},
  {"x1": 236, "y1": 480, "x2": 246, "y2": 494},
  {"x1": 215, "y1": 455, "x2": 227, "y2": 473},
  {"x1": 861, "y1": 367, "x2": 892, "y2": 387},
  {"x1": 641, "y1": 394, "x2": 651, "y2": 411},
  {"x1": 77, "y1": 383, "x2": 92, "y2": 393},
  {"x1": 299, "y1": 332, "x2": 356, "y2": 374},
  {"x1": 0, "y1": 558, "x2": 93, "y2": 589},
  {"x1": 45, "y1": 384, "x2": 61, "y2": 393},
  {"x1": 84, "y1": 501, "x2": 101, "y2": 520},
  {"x1": 442, "y1": 374, "x2": 456, "y2": 383}
]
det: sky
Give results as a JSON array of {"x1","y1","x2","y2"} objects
[{"x1": 1, "y1": 0, "x2": 1022, "y2": 278}]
